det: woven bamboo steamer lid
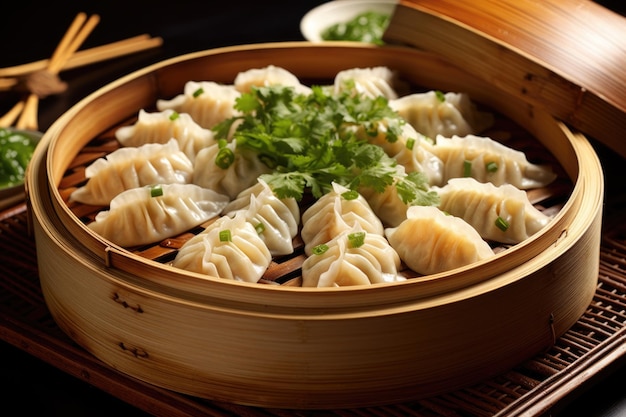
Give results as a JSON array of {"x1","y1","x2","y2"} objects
[
  {"x1": 384, "y1": 0, "x2": 626, "y2": 159},
  {"x1": 26, "y1": 42, "x2": 604, "y2": 408}
]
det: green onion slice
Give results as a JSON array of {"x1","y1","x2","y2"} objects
[
  {"x1": 486, "y1": 161, "x2": 498, "y2": 173},
  {"x1": 341, "y1": 190, "x2": 359, "y2": 201},
  {"x1": 219, "y1": 229, "x2": 232, "y2": 242},
  {"x1": 463, "y1": 160, "x2": 472, "y2": 177},
  {"x1": 254, "y1": 222, "x2": 265, "y2": 235},
  {"x1": 192, "y1": 88, "x2": 204, "y2": 98},
  {"x1": 312, "y1": 244, "x2": 329, "y2": 255},
  {"x1": 406, "y1": 138, "x2": 415, "y2": 150},
  {"x1": 435, "y1": 90, "x2": 446, "y2": 102},
  {"x1": 215, "y1": 147, "x2": 235, "y2": 169},
  {"x1": 347, "y1": 231, "x2": 366, "y2": 248},
  {"x1": 150, "y1": 185, "x2": 163, "y2": 198},
  {"x1": 168, "y1": 111, "x2": 180, "y2": 121},
  {"x1": 495, "y1": 216, "x2": 510, "y2": 232}
]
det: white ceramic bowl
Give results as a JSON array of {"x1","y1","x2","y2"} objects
[{"x1": 300, "y1": 0, "x2": 398, "y2": 42}]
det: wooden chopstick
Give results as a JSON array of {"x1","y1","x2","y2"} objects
[
  {"x1": 0, "y1": 34, "x2": 163, "y2": 79},
  {"x1": 0, "y1": 14, "x2": 163, "y2": 130},
  {"x1": 59, "y1": 35, "x2": 163, "y2": 71},
  {"x1": 14, "y1": 13, "x2": 100, "y2": 131},
  {"x1": 0, "y1": 101, "x2": 24, "y2": 128},
  {"x1": 0, "y1": 77, "x2": 18, "y2": 91},
  {"x1": 49, "y1": 14, "x2": 101, "y2": 75},
  {"x1": 46, "y1": 12, "x2": 91, "y2": 75},
  {"x1": 16, "y1": 94, "x2": 39, "y2": 130}
]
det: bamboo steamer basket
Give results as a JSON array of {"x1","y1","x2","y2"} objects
[{"x1": 26, "y1": 42, "x2": 604, "y2": 409}]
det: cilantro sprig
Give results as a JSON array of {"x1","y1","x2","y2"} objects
[{"x1": 213, "y1": 84, "x2": 438, "y2": 206}]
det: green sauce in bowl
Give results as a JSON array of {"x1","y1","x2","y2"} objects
[
  {"x1": 321, "y1": 11, "x2": 390, "y2": 45},
  {"x1": 0, "y1": 127, "x2": 39, "y2": 189}
]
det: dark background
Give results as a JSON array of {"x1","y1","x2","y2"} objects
[
  {"x1": 1, "y1": 1, "x2": 625, "y2": 416},
  {"x1": 1, "y1": 1, "x2": 327, "y2": 131},
  {"x1": 1, "y1": 0, "x2": 624, "y2": 131}
]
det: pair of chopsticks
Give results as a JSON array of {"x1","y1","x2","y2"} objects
[
  {"x1": 0, "y1": 34, "x2": 162, "y2": 80},
  {"x1": 1, "y1": 12, "x2": 100, "y2": 131},
  {"x1": 0, "y1": 13, "x2": 163, "y2": 131}
]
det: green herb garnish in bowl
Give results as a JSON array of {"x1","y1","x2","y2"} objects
[
  {"x1": 321, "y1": 10, "x2": 391, "y2": 45},
  {"x1": 0, "y1": 127, "x2": 41, "y2": 207}
]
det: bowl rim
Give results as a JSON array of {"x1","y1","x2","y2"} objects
[{"x1": 300, "y1": 0, "x2": 399, "y2": 42}]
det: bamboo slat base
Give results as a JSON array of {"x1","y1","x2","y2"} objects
[{"x1": 1, "y1": 201, "x2": 625, "y2": 416}]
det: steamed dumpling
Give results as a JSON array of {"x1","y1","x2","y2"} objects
[
  {"x1": 434, "y1": 177, "x2": 552, "y2": 244},
  {"x1": 223, "y1": 179, "x2": 300, "y2": 256},
  {"x1": 172, "y1": 211, "x2": 272, "y2": 283},
  {"x1": 433, "y1": 134, "x2": 557, "y2": 189},
  {"x1": 234, "y1": 65, "x2": 312, "y2": 95},
  {"x1": 70, "y1": 139, "x2": 193, "y2": 206},
  {"x1": 192, "y1": 140, "x2": 273, "y2": 200},
  {"x1": 351, "y1": 120, "x2": 444, "y2": 186},
  {"x1": 333, "y1": 66, "x2": 398, "y2": 99},
  {"x1": 88, "y1": 183, "x2": 229, "y2": 247},
  {"x1": 301, "y1": 182, "x2": 384, "y2": 256},
  {"x1": 385, "y1": 205, "x2": 495, "y2": 275},
  {"x1": 115, "y1": 109, "x2": 216, "y2": 162},
  {"x1": 156, "y1": 81, "x2": 241, "y2": 129},
  {"x1": 358, "y1": 165, "x2": 423, "y2": 228},
  {"x1": 301, "y1": 224, "x2": 402, "y2": 287},
  {"x1": 222, "y1": 178, "x2": 300, "y2": 226},
  {"x1": 389, "y1": 90, "x2": 494, "y2": 138}
]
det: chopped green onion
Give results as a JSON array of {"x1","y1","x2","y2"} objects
[
  {"x1": 150, "y1": 185, "x2": 163, "y2": 198},
  {"x1": 320, "y1": 11, "x2": 390, "y2": 45},
  {"x1": 486, "y1": 161, "x2": 498, "y2": 173},
  {"x1": 495, "y1": 216, "x2": 510, "y2": 231},
  {"x1": 0, "y1": 128, "x2": 37, "y2": 188},
  {"x1": 219, "y1": 229, "x2": 232, "y2": 242},
  {"x1": 192, "y1": 88, "x2": 204, "y2": 98},
  {"x1": 341, "y1": 190, "x2": 359, "y2": 201},
  {"x1": 347, "y1": 231, "x2": 366, "y2": 248},
  {"x1": 463, "y1": 160, "x2": 472, "y2": 177},
  {"x1": 254, "y1": 222, "x2": 265, "y2": 235},
  {"x1": 312, "y1": 244, "x2": 329, "y2": 255},
  {"x1": 406, "y1": 138, "x2": 415, "y2": 150},
  {"x1": 435, "y1": 90, "x2": 446, "y2": 102},
  {"x1": 215, "y1": 147, "x2": 235, "y2": 169},
  {"x1": 168, "y1": 111, "x2": 180, "y2": 121}
]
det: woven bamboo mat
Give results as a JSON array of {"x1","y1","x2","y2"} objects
[{"x1": 1, "y1": 198, "x2": 626, "y2": 416}]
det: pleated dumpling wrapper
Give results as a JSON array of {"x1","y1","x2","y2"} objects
[
  {"x1": 434, "y1": 177, "x2": 552, "y2": 244},
  {"x1": 88, "y1": 183, "x2": 229, "y2": 248},
  {"x1": 385, "y1": 205, "x2": 495, "y2": 275}
]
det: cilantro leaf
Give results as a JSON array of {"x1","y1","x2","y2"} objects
[{"x1": 396, "y1": 171, "x2": 440, "y2": 206}]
